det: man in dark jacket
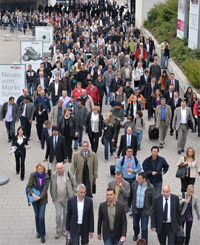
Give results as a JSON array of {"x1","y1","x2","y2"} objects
[
  {"x1": 97, "y1": 188, "x2": 127, "y2": 244},
  {"x1": 77, "y1": 64, "x2": 88, "y2": 84},
  {"x1": 110, "y1": 72, "x2": 124, "y2": 93},
  {"x1": 142, "y1": 146, "x2": 169, "y2": 196},
  {"x1": 149, "y1": 59, "x2": 161, "y2": 82},
  {"x1": 131, "y1": 172, "x2": 155, "y2": 243}
]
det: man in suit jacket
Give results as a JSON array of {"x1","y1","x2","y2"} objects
[
  {"x1": 111, "y1": 41, "x2": 120, "y2": 56},
  {"x1": 139, "y1": 70, "x2": 151, "y2": 96},
  {"x1": 97, "y1": 188, "x2": 127, "y2": 244},
  {"x1": 108, "y1": 171, "x2": 130, "y2": 213},
  {"x1": 117, "y1": 126, "x2": 138, "y2": 157},
  {"x1": 52, "y1": 49, "x2": 64, "y2": 66},
  {"x1": 89, "y1": 40, "x2": 97, "y2": 55},
  {"x1": 151, "y1": 185, "x2": 182, "y2": 245},
  {"x1": 167, "y1": 90, "x2": 182, "y2": 136},
  {"x1": 44, "y1": 126, "x2": 67, "y2": 171},
  {"x1": 164, "y1": 84, "x2": 174, "y2": 103},
  {"x1": 48, "y1": 76, "x2": 63, "y2": 106},
  {"x1": 145, "y1": 76, "x2": 160, "y2": 119},
  {"x1": 43, "y1": 57, "x2": 52, "y2": 76},
  {"x1": 19, "y1": 95, "x2": 34, "y2": 140},
  {"x1": 66, "y1": 184, "x2": 94, "y2": 245},
  {"x1": 120, "y1": 61, "x2": 132, "y2": 83},
  {"x1": 49, "y1": 100, "x2": 65, "y2": 126},
  {"x1": 49, "y1": 41, "x2": 57, "y2": 60},
  {"x1": 35, "y1": 72, "x2": 49, "y2": 93},
  {"x1": 165, "y1": 73, "x2": 179, "y2": 93},
  {"x1": 156, "y1": 98, "x2": 171, "y2": 148},
  {"x1": 172, "y1": 100, "x2": 195, "y2": 154},
  {"x1": 41, "y1": 120, "x2": 52, "y2": 150}
]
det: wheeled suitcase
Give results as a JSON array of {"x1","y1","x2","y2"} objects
[
  {"x1": 148, "y1": 125, "x2": 159, "y2": 140},
  {"x1": 175, "y1": 228, "x2": 185, "y2": 245},
  {"x1": 110, "y1": 157, "x2": 118, "y2": 175}
]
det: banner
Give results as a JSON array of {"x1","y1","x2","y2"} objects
[
  {"x1": 177, "y1": 0, "x2": 188, "y2": 38},
  {"x1": 35, "y1": 26, "x2": 53, "y2": 57},
  {"x1": 20, "y1": 41, "x2": 43, "y2": 71},
  {"x1": 0, "y1": 65, "x2": 26, "y2": 105},
  {"x1": 188, "y1": 0, "x2": 200, "y2": 49}
]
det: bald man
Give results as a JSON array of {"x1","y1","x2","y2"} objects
[
  {"x1": 151, "y1": 185, "x2": 182, "y2": 245},
  {"x1": 50, "y1": 163, "x2": 77, "y2": 239}
]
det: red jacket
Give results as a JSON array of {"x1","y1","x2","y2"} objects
[
  {"x1": 193, "y1": 100, "x2": 200, "y2": 117},
  {"x1": 86, "y1": 86, "x2": 100, "y2": 104},
  {"x1": 72, "y1": 88, "x2": 83, "y2": 101},
  {"x1": 135, "y1": 48, "x2": 147, "y2": 60}
]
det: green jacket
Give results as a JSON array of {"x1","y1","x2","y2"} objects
[
  {"x1": 50, "y1": 170, "x2": 77, "y2": 201},
  {"x1": 129, "y1": 41, "x2": 135, "y2": 53}
]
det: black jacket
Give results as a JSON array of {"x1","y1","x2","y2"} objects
[
  {"x1": 123, "y1": 86, "x2": 134, "y2": 99},
  {"x1": 164, "y1": 90, "x2": 174, "y2": 103},
  {"x1": 97, "y1": 201, "x2": 127, "y2": 242},
  {"x1": 117, "y1": 134, "x2": 138, "y2": 157},
  {"x1": 76, "y1": 70, "x2": 88, "y2": 84},
  {"x1": 93, "y1": 79, "x2": 107, "y2": 99},
  {"x1": 85, "y1": 112, "x2": 104, "y2": 137},
  {"x1": 110, "y1": 78, "x2": 124, "y2": 93},
  {"x1": 45, "y1": 135, "x2": 67, "y2": 163},
  {"x1": 165, "y1": 79, "x2": 179, "y2": 92},
  {"x1": 48, "y1": 82, "x2": 63, "y2": 102},
  {"x1": 57, "y1": 115, "x2": 78, "y2": 138},
  {"x1": 33, "y1": 110, "x2": 48, "y2": 124},
  {"x1": 127, "y1": 101, "x2": 141, "y2": 120},
  {"x1": 139, "y1": 75, "x2": 151, "y2": 89},
  {"x1": 145, "y1": 82, "x2": 160, "y2": 102},
  {"x1": 12, "y1": 136, "x2": 28, "y2": 155},
  {"x1": 103, "y1": 121, "x2": 116, "y2": 139},
  {"x1": 167, "y1": 97, "x2": 182, "y2": 117}
]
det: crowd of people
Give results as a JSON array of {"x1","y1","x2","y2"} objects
[{"x1": 1, "y1": 1, "x2": 200, "y2": 245}]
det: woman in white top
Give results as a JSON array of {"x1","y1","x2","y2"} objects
[
  {"x1": 11, "y1": 126, "x2": 29, "y2": 181},
  {"x1": 85, "y1": 106, "x2": 104, "y2": 153},
  {"x1": 177, "y1": 147, "x2": 200, "y2": 192}
]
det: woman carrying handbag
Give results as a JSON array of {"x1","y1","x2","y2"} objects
[
  {"x1": 176, "y1": 147, "x2": 200, "y2": 192},
  {"x1": 27, "y1": 162, "x2": 50, "y2": 243},
  {"x1": 11, "y1": 126, "x2": 29, "y2": 181},
  {"x1": 179, "y1": 185, "x2": 200, "y2": 245}
]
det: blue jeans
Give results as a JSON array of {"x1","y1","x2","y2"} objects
[
  {"x1": 133, "y1": 131, "x2": 143, "y2": 148},
  {"x1": 52, "y1": 96, "x2": 59, "y2": 107},
  {"x1": 27, "y1": 82, "x2": 35, "y2": 96},
  {"x1": 20, "y1": 116, "x2": 31, "y2": 139},
  {"x1": 67, "y1": 88, "x2": 71, "y2": 97},
  {"x1": 32, "y1": 202, "x2": 46, "y2": 238},
  {"x1": 74, "y1": 126, "x2": 83, "y2": 147},
  {"x1": 104, "y1": 231, "x2": 118, "y2": 245},
  {"x1": 161, "y1": 53, "x2": 164, "y2": 67},
  {"x1": 105, "y1": 86, "x2": 112, "y2": 103},
  {"x1": 153, "y1": 182, "x2": 162, "y2": 197},
  {"x1": 5, "y1": 120, "x2": 15, "y2": 140},
  {"x1": 163, "y1": 56, "x2": 169, "y2": 68},
  {"x1": 104, "y1": 137, "x2": 113, "y2": 160},
  {"x1": 133, "y1": 208, "x2": 149, "y2": 242},
  {"x1": 146, "y1": 52, "x2": 151, "y2": 68}
]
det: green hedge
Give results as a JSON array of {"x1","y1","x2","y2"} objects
[{"x1": 144, "y1": 0, "x2": 200, "y2": 89}]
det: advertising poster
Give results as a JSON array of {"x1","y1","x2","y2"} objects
[
  {"x1": 177, "y1": 0, "x2": 188, "y2": 38},
  {"x1": 188, "y1": 0, "x2": 200, "y2": 49},
  {"x1": 35, "y1": 26, "x2": 53, "y2": 57},
  {"x1": 20, "y1": 41, "x2": 43, "y2": 71},
  {"x1": 0, "y1": 64, "x2": 26, "y2": 105}
]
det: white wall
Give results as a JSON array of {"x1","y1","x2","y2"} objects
[{"x1": 135, "y1": 0, "x2": 166, "y2": 28}]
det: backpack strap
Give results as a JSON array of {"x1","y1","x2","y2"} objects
[{"x1": 120, "y1": 156, "x2": 125, "y2": 167}]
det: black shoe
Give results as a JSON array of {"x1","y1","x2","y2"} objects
[
  {"x1": 178, "y1": 150, "x2": 182, "y2": 154},
  {"x1": 176, "y1": 135, "x2": 178, "y2": 140},
  {"x1": 8, "y1": 139, "x2": 12, "y2": 142},
  {"x1": 16, "y1": 171, "x2": 19, "y2": 174},
  {"x1": 27, "y1": 138, "x2": 30, "y2": 141},
  {"x1": 170, "y1": 132, "x2": 173, "y2": 136},
  {"x1": 74, "y1": 147, "x2": 77, "y2": 150},
  {"x1": 21, "y1": 177, "x2": 24, "y2": 181},
  {"x1": 41, "y1": 237, "x2": 45, "y2": 243},
  {"x1": 105, "y1": 101, "x2": 107, "y2": 105},
  {"x1": 193, "y1": 129, "x2": 196, "y2": 133},
  {"x1": 148, "y1": 117, "x2": 151, "y2": 120},
  {"x1": 68, "y1": 159, "x2": 71, "y2": 163},
  {"x1": 133, "y1": 234, "x2": 138, "y2": 241},
  {"x1": 181, "y1": 149, "x2": 184, "y2": 152},
  {"x1": 159, "y1": 144, "x2": 163, "y2": 148},
  {"x1": 37, "y1": 234, "x2": 41, "y2": 238}
]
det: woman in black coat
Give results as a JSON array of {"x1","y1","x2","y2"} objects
[
  {"x1": 126, "y1": 95, "x2": 141, "y2": 121},
  {"x1": 33, "y1": 103, "x2": 48, "y2": 142},
  {"x1": 57, "y1": 108, "x2": 78, "y2": 163},
  {"x1": 93, "y1": 74, "x2": 107, "y2": 113},
  {"x1": 12, "y1": 126, "x2": 29, "y2": 181},
  {"x1": 85, "y1": 106, "x2": 104, "y2": 153}
]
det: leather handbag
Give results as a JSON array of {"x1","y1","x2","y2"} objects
[
  {"x1": 187, "y1": 117, "x2": 193, "y2": 129},
  {"x1": 176, "y1": 158, "x2": 188, "y2": 179},
  {"x1": 175, "y1": 227, "x2": 185, "y2": 245},
  {"x1": 92, "y1": 179, "x2": 96, "y2": 194}
]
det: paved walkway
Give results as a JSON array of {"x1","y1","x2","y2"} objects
[{"x1": 0, "y1": 28, "x2": 200, "y2": 245}]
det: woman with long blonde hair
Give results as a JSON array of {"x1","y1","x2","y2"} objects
[{"x1": 102, "y1": 112, "x2": 116, "y2": 162}]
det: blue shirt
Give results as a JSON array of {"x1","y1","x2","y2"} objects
[
  {"x1": 161, "y1": 106, "x2": 165, "y2": 120},
  {"x1": 57, "y1": 107, "x2": 62, "y2": 122},
  {"x1": 136, "y1": 183, "x2": 147, "y2": 208},
  {"x1": 34, "y1": 95, "x2": 51, "y2": 112},
  {"x1": 115, "y1": 156, "x2": 142, "y2": 179}
]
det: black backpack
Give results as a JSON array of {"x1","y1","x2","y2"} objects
[{"x1": 134, "y1": 117, "x2": 143, "y2": 127}]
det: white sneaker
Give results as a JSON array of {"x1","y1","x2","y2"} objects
[
  {"x1": 129, "y1": 209, "x2": 132, "y2": 216},
  {"x1": 55, "y1": 231, "x2": 61, "y2": 239}
]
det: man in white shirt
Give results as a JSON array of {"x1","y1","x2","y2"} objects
[
  {"x1": 66, "y1": 184, "x2": 94, "y2": 245},
  {"x1": 172, "y1": 100, "x2": 195, "y2": 154}
]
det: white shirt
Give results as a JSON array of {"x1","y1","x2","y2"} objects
[
  {"x1": 181, "y1": 108, "x2": 187, "y2": 124},
  {"x1": 162, "y1": 195, "x2": 171, "y2": 223},
  {"x1": 55, "y1": 82, "x2": 59, "y2": 96},
  {"x1": 169, "y1": 91, "x2": 173, "y2": 98},
  {"x1": 133, "y1": 104, "x2": 137, "y2": 118},
  {"x1": 126, "y1": 134, "x2": 131, "y2": 146},
  {"x1": 77, "y1": 197, "x2": 84, "y2": 224},
  {"x1": 22, "y1": 104, "x2": 27, "y2": 117},
  {"x1": 146, "y1": 43, "x2": 150, "y2": 52}
]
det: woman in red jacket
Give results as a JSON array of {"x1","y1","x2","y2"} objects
[
  {"x1": 135, "y1": 43, "x2": 147, "y2": 60},
  {"x1": 72, "y1": 82, "x2": 83, "y2": 101},
  {"x1": 85, "y1": 81, "x2": 100, "y2": 106}
]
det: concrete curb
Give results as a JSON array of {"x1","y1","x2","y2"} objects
[{"x1": 141, "y1": 27, "x2": 200, "y2": 98}]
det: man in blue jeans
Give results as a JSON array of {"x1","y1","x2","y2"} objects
[
  {"x1": 131, "y1": 172, "x2": 155, "y2": 243},
  {"x1": 142, "y1": 146, "x2": 169, "y2": 196}
]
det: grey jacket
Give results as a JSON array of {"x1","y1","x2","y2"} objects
[
  {"x1": 89, "y1": 43, "x2": 97, "y2": 55},
  {"x1": 179, "y1": 193, "x2": 200, "y2": 219},
  {"x1": 131, "y1": 179, "x2": 155, "y2": 217},
  {"x1": 121, "y1": 66, "x2": 132, "y2": 83},
  {"x1": 72, "y1": 105, "x2": 88, "y2": 127},
  {"x1": 19, "y1": 102, "x2": 34, "y2": 121},
  {"x1": 172, "y1": 106, "x2": 195, "y2": 130},
  {"x1": 110, "y1": 107, "x2": 124, "y2": 126},
  {"x1": 108, "y1": 179, "x2": 130, "y2": 213},
  {"x1": 50, "y1": 170, "x2": 77, "y2": 201},
  {"x1": 0, "y1": 102, "x2": 19, "y2": 121},
  {"x1": 103, "y1": 70, "x2": 116, "y2": 87},
  {"x1": 111, "y1": 57, "x2": 121, "y2": 71}
]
